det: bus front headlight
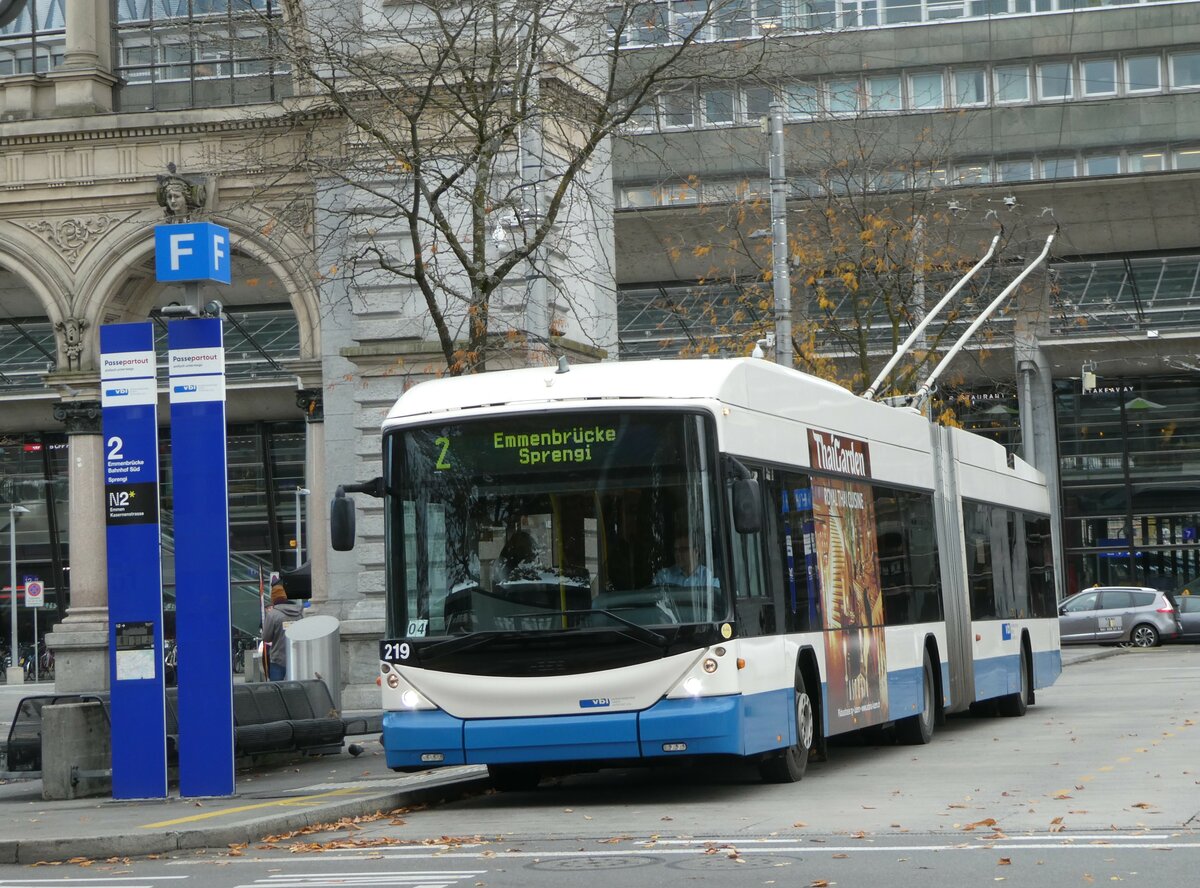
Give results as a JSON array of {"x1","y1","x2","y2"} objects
[{"x1": 379, "y1": 662, "x2": 436, "y2": 710}]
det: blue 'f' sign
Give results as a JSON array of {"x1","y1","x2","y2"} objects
[{"x1": 154, "y1": 222, "x2": 231, "y2": 285}]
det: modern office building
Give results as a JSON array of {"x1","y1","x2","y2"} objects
[{"x1": 613, "y1": 0, "x2": 1200, "y2": 597}]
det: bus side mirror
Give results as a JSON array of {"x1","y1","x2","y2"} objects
[
  {"x1": 330, "y1": 488, "x2": 357, "y2": 551},
  {"x1": 732, "y1": 477, "x2": 762, "y2": 534}
]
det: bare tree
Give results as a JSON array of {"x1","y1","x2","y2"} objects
[
  {"x1": 229, "y1": 0, "x2": 785, "y2": 374},
  {"x1": 619, "y1": 101, "x2": 1048, "y2": 404}
]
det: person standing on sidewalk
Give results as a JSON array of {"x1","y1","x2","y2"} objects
[{"x1": 262, "y1": 582, "x2": 302, "y2": 681}]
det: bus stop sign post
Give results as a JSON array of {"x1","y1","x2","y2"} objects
[
  {"x1": 24, "y1": 576, "x2": 41, "y2": 681},
  {"x1": 168, "y1": 316, "x2": 234, "y2": 797},
  {"x1": 100, "y1": 322, "x2": 168, "y2": 801},
  {"x1": 161, "y1": 221, "x2": 235, "y2": 797}
]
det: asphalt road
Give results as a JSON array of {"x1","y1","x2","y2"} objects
[{"x1": 1, "y1": 646, "x2": 1197, "y2": 887}]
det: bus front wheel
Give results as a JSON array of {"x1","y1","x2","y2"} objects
[{"x1": 759, "y1": 670, "x2": 813, "y2": 784}]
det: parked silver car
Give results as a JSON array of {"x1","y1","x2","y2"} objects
[
  {"x1": 1168, "y1": 586, "x2": 1200, "y2": 642},
  {"x1": 1058, "y1": 586, "x2": 1183, "y2": 647}
]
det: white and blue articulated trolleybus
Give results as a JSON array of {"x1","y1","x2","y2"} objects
[{"x1": 331, "y1": 358, "x2": 1062, "y2": 790}]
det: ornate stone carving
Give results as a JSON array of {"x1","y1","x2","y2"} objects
[
  {"x1": 53, "y1": 401, "x2": 102, "y2": 435},
  {"x1": 297, "y1": 389, "x2": 324, "y2": 422},
  {"x1": 54, "y1": 317, "x2": 88, "y2": 371},
  {"x1": 157, "y1": 164, "x2": 208, "y2": 220},
  {"x1": 23, "y1": 216, "x2": 115, "y2": 266}
]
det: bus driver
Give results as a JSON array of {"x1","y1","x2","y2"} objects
[{"x1": 654, "y1": 533, "x2": 718, "y2": 588}]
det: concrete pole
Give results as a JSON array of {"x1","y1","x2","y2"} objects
[
  {"x1": 768, "y1": 101, "x2": 793, "y2": 368},
  {"x1": 45, "y1": 402, "x2": 109, "y2": 693},
  {"x1": 7, "y1": 506, "x2": 21, "y2": 685}
]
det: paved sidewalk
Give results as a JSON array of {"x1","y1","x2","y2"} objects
[
  {"x1": 0, "y1": 737, "x2": 490, "y2": 865},
  {"x1": 0, "y1": 645, "x2": 1131, "y2": 865}
]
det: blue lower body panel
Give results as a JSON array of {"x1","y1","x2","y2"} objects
[
  {"x1": 467, "y1": 712, "x2": 640, "y2": 763},
  {"x1": 382, "y1": 691, "x2": 793, "y2": 770},
  {"x1": 975, "y1": 648, "x2": 1062, "y2": 702},
  {"x1": 1033, "y1": 648, "x2": 1062, "y2": 689},
  {"x1": 974, "y1": 653, "x2": 1019, "y2": 701},
  {"x1": 886, "y1": 665, "x2": 925, "y2": 721}
]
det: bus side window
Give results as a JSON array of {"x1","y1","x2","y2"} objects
[{"x1": 771, "y1": 471, "x2": 818, "y2": 634}]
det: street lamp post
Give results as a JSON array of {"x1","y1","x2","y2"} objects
[
  {"x1": 7, "y1": 504, "x2": 29, "y2": 684},
  {"x1": 293, "y1": 487, "x2": 310, "y2": 570}
]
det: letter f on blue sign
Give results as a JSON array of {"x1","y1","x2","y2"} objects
[{"x1": 155, "y1": 222, "x2": 232, "y2": 284}]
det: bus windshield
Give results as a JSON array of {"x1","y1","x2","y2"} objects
[{"x1": 386, "y1": 410, "x2": 727, "y2": 639}]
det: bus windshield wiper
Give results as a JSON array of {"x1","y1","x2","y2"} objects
[
  {"x1": 419, "y1": 611, "x2": 668, "y2": 660},
  {"x1": 548, "y1": 609, "x2": 668, "y2": 648}
]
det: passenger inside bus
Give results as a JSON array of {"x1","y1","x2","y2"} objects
[{"x1": 495, "y1": 529, "x2": 537, "y2": 583}]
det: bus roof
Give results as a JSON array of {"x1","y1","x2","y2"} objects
[
  {"x1": 384, "y1": 358, "x2": 851, "y2": 425},
  {"x1": 382, "y1": 357, "x2": 1047, "y2": 502}
]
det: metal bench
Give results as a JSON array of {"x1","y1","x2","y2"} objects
[{"x1": 2, "y1": 679, "x2": 355, "y2": 777}]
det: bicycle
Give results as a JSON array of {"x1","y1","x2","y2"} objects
[{"x1": 232, "y1": 632, "x2": 254, "y2": 674}]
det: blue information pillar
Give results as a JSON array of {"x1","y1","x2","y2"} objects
[
  {"x1": 100, "y1": 322, "x2": 167, "y2": 801},
  {"x1": 169, "y1": 317, "x2": 235, "y2": 797}
]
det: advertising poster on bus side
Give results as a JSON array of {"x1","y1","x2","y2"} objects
[{"x1": 811, "y1": 476, "x2": 889, "y2": 734}]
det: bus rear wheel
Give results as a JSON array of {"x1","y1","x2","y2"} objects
[
  {"x1": 759, "y1": 670, "x2": 813, "y2": 784},
  {"x1": 895, "y1": 649, "x2": 936, "y2": 745},
  {"x1": 487, "y1": 763, "x2": 542, "y2": 792},
  {"x1": 997, "y1": 645, "x2": 1030, "y2": 718}
]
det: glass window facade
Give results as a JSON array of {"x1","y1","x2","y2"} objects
[
  {"x1": 1057, "y1": 379, "x2": 1200, "y2": 596},
  {"x1": 0, "y1": 420, "x2": 305, "y2": 653},
  {"x1": 0, "y1": 0, "x2": 65, "y2": 76},
  {"x1": 114, "y1": 0, "x2": 291, "y2": 111},
  {"x1": 0, "y1": 433, "x2": 70, "y2": 657}
]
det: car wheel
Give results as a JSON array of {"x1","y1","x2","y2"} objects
[
  {"x1": 1130, "y1": 623, "x2": 1159, "y2": 648},
  {"x1": 896, "y1": 649, "x2": 936, "y2": 744},
  {"x1": 759, "y1": 669, "x2": 813, "y2": 783}
]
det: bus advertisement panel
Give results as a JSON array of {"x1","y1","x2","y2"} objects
[{"x1": 812, "y1": 476, "x2": 889, "y2": 733}]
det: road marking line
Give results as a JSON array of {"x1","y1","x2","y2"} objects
[
  {"x1": 141, "y1": 789, "x2": 364, "y2": 828},
  {"x1": 164, "y1": 841, "x2": 1200, "y2": 863}
]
